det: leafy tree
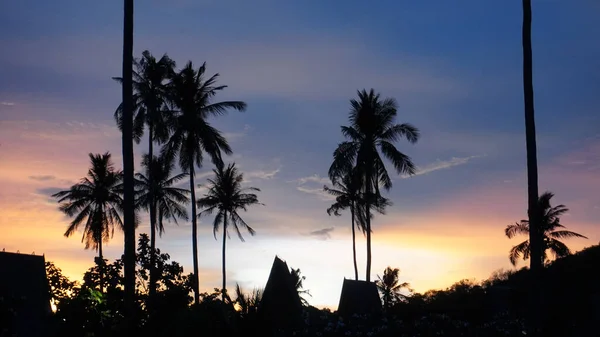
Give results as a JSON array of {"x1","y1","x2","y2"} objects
[
  {"x1": 197, "y1": 163, "x2": 262, "y2": 299},
  {"x1": 46, "y1": 261, "x2": 78, "y2": 309},
  {"x1": 134, "y1": 153, "x2": 190, "y2": 305},
  {"x1": 375, "y1": 266, "x2": 411, "y2": 311},
  {"x1": 163, "y1": 61, "x2": 246, "y2": 304},
  {"x1": 52, "y1": 152, "x2": 123, "y2": 289},
  {"x1": 506, "y1": 191, "x2": 587, "y2": 266},
  {"x1": 329, "y1": 89, "x2": 419, "y2": 281},
  {"x1": 233, "y1": 283, "x2": 263, "y2": 317}
]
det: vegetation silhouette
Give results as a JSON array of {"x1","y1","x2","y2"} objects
[
  {"x1": 161, "y1": 61, "x2": 246, "y2": 304},
  {"x1": 134, "y1": 152, "x2": 190, "y2": 311},
  {"x1": 521, "y1": 0, "x2": 543, "y2": 335},
  {"x1": 329, "y1": 88, "x2": 419, "y2": 281},
  {"x1": 324, "y1": 169, "x2": 391, "y2": 281},
  {"x1": 375, "y1": 266, "x2": 412, "y2": 312},
  {"x1": 196, "y1": 163, "x2": 262, "y2": 300},
  {"x1": 506, "y1": 191, "x2": 587, "y2": 266},
  {"x1": 113, "y1": 50, "x2": 176, "y2": 312},
  {"x1": 52, "y1": 152, "x2": 124, "y2": 291},
  {"x1": 119, "y1": 0, "x2": 136, "y2": 330}
]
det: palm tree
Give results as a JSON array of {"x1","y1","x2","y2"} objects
[
  {"x1": 375, "y1": 266, "x2": 412, "y2": 311},
  {"x1": 234, "y1": 283, "x2": 263, "y2": 317},
  {"x1": 120, "y1": 0, "x2": 136, "y2": 322},
  {"x1": 506, "y1": 192, "x2": 587, "y2": 266},
  {"x1": 52, "y1": 152, "x2": 123, "y2": 290},
  {"x1": 196, "y1": 163, "x2": 261, "y2": 300},
  {"x1": 134, "y1": 153, "x2": 190, "y2": 302},
  {"x1": 324, "y1": 170, "x2": 391, "y2": 281},
  {"x1": 329, "y1": 89, "x2": 419, "y2": 282},
  {"x1": 114, "y1": 50, "x2": 176, "y2": 313},
  {"x1": 163, "y1": 62, "x2": 246, "y2": 304},
  {"x1": 290, "y1": 268, "x2": 311, "y2": 306}
]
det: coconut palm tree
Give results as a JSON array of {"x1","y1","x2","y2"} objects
[
  {"x1": 290, "y1": 268, "x2": 311, "y2": 306},
  {"x1": 114, "y1": 51, "x2": 176, "y2": 311},
  {"x1": 506, "y1": 192, "x2": 587, "y2": 266},
  {"x1": 52, "y1": 152, "x2": 123, "y2": 290},
  {"x1": 134, "y1": 153, "x2": 190, "y2": 301},
  {"x1": 324, "y1": 170, "x2": 391, "y2": 281},
  {"x1": 375, "y1": 267, "x2": 412, "y2": 311},
  {"x1": 329, "y1": 89, "x2": 419, "y2": 282},
  {"x1": 120, "y1": 0, "x2": 136, "y2": 321},
  {"x1": 196, "y1": 163, "x2": 261, "y2": 300},
  {"x1": 162, "y1": 62, "x2": 246, "y2": 304}
]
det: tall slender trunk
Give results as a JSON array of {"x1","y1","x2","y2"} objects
[
  {"x1": 121, "y1": 0, "x2": 136, "y2": 328},
  {"x1": 189, "y1": 159, "x2": 200, "y2": 305},
  {"x1": 98, "y1": 239, "x2": 104, "y2": 292},
  {"x1": 222, "y1": 212, "x2": 227, "y2": 301},
  {"x1": 522, "y1": 0, "x2": 542, "y2": 335},
  {"x1": 350, "y1": 203, "x2": 358, "y2": 281},
  {"x1": 364, "y1": 162, "x2": 373, "y2": 282},
  {"x1": 148, "y1": 125, "x2": 157, "y2": 312}
]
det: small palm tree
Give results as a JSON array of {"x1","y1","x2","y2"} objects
[
  {"x1": 163, "y1": 61, "x2": 246, "y2": 304},
  {"x1": 375, "y1": 267, "x2": 411, "y2": 311},
  {"x1": 196, "y1": 163, "x2": 261, "y2": 300},
  {"x1": 290, "y1": 268, "x2": 311, "y2": 306},
  {"x1": 329, "y1": 89, "x2": 419, "y2": 281},
  {"x1": 324, "y1": 170, "x2": 391, "y2": 281},
  {"x1": 506, "y1": 191, "x2": 587, "y2": 266},
  {"x1": 52, "y1": 152, "x2": 123, "y2": 289},
  {"x1": 234, "y1": 283, "x2": 263, "y2": 317},
  {"x1": 134, "y1": 153, "x2": 190, "y2": 300}
]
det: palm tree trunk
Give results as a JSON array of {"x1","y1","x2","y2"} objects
[
  {"x1": 98, "y1": 239, "x2": 104, "y2": 292},
  {"x1": 121, "y1": 0, "x2": 136, "y2": 327},
  {"x1": 148, "y1": 125, "x2": 157, "y2": 312},
  {"x1": 189, "y1": 158, "x2": 200, "y2": 305},
  {"x1": 522, "y1": 0, "x2": 542, "y2": 334},
  {"x1": 350, "y1": 204, "x2": 359, "y2": 281},
  {"x1": 222, "y1": 212, "x2": 227, "y2": 301},
  {"x1": 365, "y1": 167, "x2": 373, "y2": 282}
]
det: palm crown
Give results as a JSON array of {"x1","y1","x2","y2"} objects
[
  {"x1": 52, "y1": 152, "x2": 124, "y2": 252},
  {"x1": 134, "y1": 153, "x2": 190, "y2": 235},
  {"x1": 505, "y1": 191, "x2": 587, "y2": 266}
]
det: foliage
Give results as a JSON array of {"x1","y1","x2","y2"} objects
[
  {"x1": 505, "y1": 191, "x2": 587, "y2": 265},
  {"x1": 52, "y1": 152, "x2": 124, "y2": 252},
  {"x1": 290, "y1": 267, "x2": 311, "y2": 306},
  {"x1": 46, "y1": 261, "x2": 78, "y2": 308},
  {"x1": 375, "y1": 266, "x2": 411, "y2": 311}
]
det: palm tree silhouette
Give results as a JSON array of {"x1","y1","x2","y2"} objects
[
  {"x1": 375, "y1": 266, "x2": 412, "y2": 311},
  {"x1": 506, "y1": 191, "x2": 587, "y2": 266},
  {"x1": 290, "y1": 268, "x2": 311, "y2": 306},
  {"x1": 324, "y1": 170, "x2": 391, "y2": 281},
  {"x1": 114, "y1": 50, "x2": 176, "y2": 308},
  {"x1": 120, "y1": 0, "x2": 136, "y2": 322},
  {"x1": 52, "y1": 153, "x2": 123, "y2": 290},
  {"x1": 134, "y1": 153, "x2": 190, "y2": 301},
  {"x1": 329, "y1": 89, "x2": 419, "y2": 282},
  {"x1": 162, "y1": 62, "x2": 246, "y2": 304},
  {"x1": 196, "y1": 163, "x2": 262, "y2": 300}
]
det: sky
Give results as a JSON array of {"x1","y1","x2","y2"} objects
[{"x1": 1, "y1": 0, "x2": 599, "y2": 309}]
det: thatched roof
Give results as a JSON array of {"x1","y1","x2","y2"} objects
[
  {"x1": 0, "y1": 251, "x2": 51, "y2": 337},
  {"x1": 258, "y1": 256, "x2": 303, "y2": 331},
  {"x1": 337, "y1": 278, "x2": 382, "y2": 318}
]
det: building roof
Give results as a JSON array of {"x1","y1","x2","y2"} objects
[
  {"x1": 0, "y1": 251, "x2": 51, "y2": 337},
  {"x1": 337, "y1": 278, "x2": 382, "y2": 319}
]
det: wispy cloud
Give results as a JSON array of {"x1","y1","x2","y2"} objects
[
  {"x1": 306, "y1": 227, "x2": 335, "y2": 240},
  {"x1": 1, "y1": 102, "x2": 15, "y2": 106},
  {"x1": 402, "y1": 155, "x2": 485, "y2": 178},
  {"x1": 295, "y1": 174, "x2": 330, "y2": 185},
  {"x1": 223, "y1": 124, "x2": 252, "y2": 142},
  {"x1": 245, "y1": 167, "x2": 280, "y2": 181},
  {"x1": 28, "y1": 175, "x2": 56, "y2": 181}
]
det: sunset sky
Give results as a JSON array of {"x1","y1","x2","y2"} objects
[{"x1": 1, "y1": 0, "x2": 599, "y2": 309}]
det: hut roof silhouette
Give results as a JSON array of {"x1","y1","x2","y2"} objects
[
  {"x1": 337, "y1": 278, "x2": 382, "y2": 319},
  {"x1": 258, "y1": 256, "x2": 303, "y2": 331},
  {"x1": 0, "y1": 251, "x2": 51, "y2": 337}
]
